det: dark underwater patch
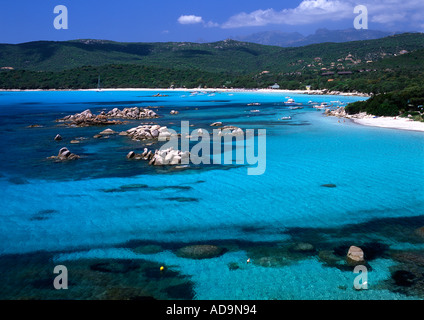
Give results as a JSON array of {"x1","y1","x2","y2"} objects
[
  {"x1": 90, "y1": 260, "x2": 140, "y2": 274},
  {"x1": 30, "y1": 209, "x2": 59, "y2": 221},
  {"x1": 164, "y1": 282, "x2": 195, "y2": 300},
  {"x1": 100, "y1": 184, "x2": 149, "y2": 193},
  {"x1": 100, "y1": 184, "x2": 193, "y2": 193},
  {"x1": 164, "y1": 197, "x2": 199, "y2": 203},
  {"x1": 8, "y1": 177, "x2": 29, "y2": 185}
]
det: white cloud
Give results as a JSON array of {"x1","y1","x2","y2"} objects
[
  {"x1": 204, "y1": 21, "x2": 220, "y2": 28},
  {"x1": 222, "y1": 0, "x2": 353, "y2": 28},
  {"x1": 177, "y1": 14, "x2": 219, "y2": 28},
  {"x1": 221, "y1": 0, "x2": 424, "y2": 29},
  {"x1": 178, "y1": 15, "x2": 204, "y2": 25}
]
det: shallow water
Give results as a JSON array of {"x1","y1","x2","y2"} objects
[{"x1": 0, "y1": 90, "x2": 423, "y2": 300}]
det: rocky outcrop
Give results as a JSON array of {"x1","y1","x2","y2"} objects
[
  {"x1": 346, "y1": 246, "x2": 365, "y2": 266},
  {"x1": 210, "y1": 122, "x2": 223, "y2": 127},
  {"x1": 48, "y1": 147, "x2": 80, "y2": 161},
  {"x1": 99, "y1": 128, "x2": 117, "y2": 135},
  {"x1": 57, "y1": 107, "x2": 158, "y2": 127},
  {"x1": 57, "y1": 109, "x2": 122, "y2": 127},
  {"x1": 149, "y1": 148, "x2": 189, "y2": 166},
  {"x1": 176, "y1": 245, "x2": 225, "y2": 259},
  {"x1": 127, "y1": 147, "x2": 190, "y2": 166},
  {"x1": 126, "y1": 125, "x2": 174, "y2": 141},
  {"x1": 54, "y1": 134, "x2": 63, "y2": 141},
  {"x1": 106, "y1": 107, "x2": 158, "y2": 119},
  {"x1": 217, "y1": 126, "x2": 244, "y2": 137},
  {"x1": 325, "y1": 107, "x2": 347, "y2": 117}
]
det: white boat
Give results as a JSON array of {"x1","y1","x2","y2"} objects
[
  {"x1": 250, "y1": 110, "x2": 260, "y2": 113},
  {"x1": 289, "y1": 106, "x2": 303, "y2": 110},
  {"x1": 247, "y1": 102, "x2": 261, "y2": 106},
  {"x1": 281, "y1": 116, "x2": 292, "y2": 120},
  {"x1": 313, "y1": 102, "x2": 330, "y2": 109},
  {"x1": 284, "y1": 98, "x2": 302, "y2": 106}
]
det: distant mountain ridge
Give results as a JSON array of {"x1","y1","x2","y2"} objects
[
  {"x1": 1, "y1": 32, "x2": 424, "y2": 74},
  {"x1": 234, "y1": 28, "x2": 398, "y2": 47}
]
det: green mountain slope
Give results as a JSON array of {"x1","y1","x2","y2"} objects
[{"x1": 1, "y1": 33, "x2": 424, "y2": 73}]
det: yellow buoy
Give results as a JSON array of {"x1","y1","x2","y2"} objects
[{"x1": 160, "y1": 266, "x2": 165, "y2": 271}]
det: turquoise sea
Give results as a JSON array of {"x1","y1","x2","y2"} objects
[{"x1": 0, "y1": 90, "x2": 423, "y2": 300}]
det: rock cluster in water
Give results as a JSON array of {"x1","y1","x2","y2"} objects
[
  {"x1": 126, "y1": 125, "x2": 176, "y2": 141},
  {"x1": 57, "y1": 107, "x2": 158, "y2": 126},
  {"x1": 107, "y1": 107, "x2": 158, "y2": 119},
  {"x1": 127, "y1": 147, "x2": 189, "y2": 166},
  {"x1": 346, "y1": 245, "x2": 365, "y2": 266},
  {"x1": 216, "y1": 126, "x2": 244, "y2": 136},
  {"x1": 325, "y1": 107, "x2": 347, "y2": 117},
  {"x1": 176, "y1": 245, "x2": 225, "y2": 259},
  {"x1": 48, "y1": 147, "x2": 80, "y2": 161}
]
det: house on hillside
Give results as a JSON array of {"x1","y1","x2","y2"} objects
[{"x1": 337, "y1": 71, "x2": 353, "y2": 75}]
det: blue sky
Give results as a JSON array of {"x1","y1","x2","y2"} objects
[{"x1": 0, "y1": 0, "x2": 422, "y2": 43}]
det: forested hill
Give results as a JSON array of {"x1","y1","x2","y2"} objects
[{"x1": 1, "y1": 33, "x2": 424, "y2": 73}]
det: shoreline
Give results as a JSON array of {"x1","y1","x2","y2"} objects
[
  {"x1": 351, "y1": 116, "x2": 424, "y2": 132},
  {"x1": 326, "y1": 108, "x2": 424, "y2": 132},
  {"x1": 0, "y1": 87, "x2": 370, "y2": 97}
]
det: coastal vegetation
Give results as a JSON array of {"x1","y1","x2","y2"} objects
[{"x1": 1, "y1": 33, "x2": 424, "y2": 116}]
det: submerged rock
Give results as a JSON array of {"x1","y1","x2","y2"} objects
[
  {"x1": 392, "y1": 270, "x2": 416, "y2": 287},
  {"x1": 99, "y1": 287, "x2": 156, "y2": 300},
  {"x1": 254, "y1": 256, "x2": 289, "y2": 268},
  {"x1": 176, "y1": 245, "x2": 225, "y2": 259},
  {"x1": 414, "y1": 227, "x2": 424, "y2": 238},
  {"x1": 228, "y1": 262, "x2": 240, "y2": 271},
  {"x1": 321, "y1": 184, "x2": 337, "y2": 188},
  {"x1": 132, "y1": 245, "x2": 163, "y2": 255},
  {"x1": 318, "y1": 250, "x2": 342, "y2": 266},
  {"x1": 90, "y1": 260, "x2": 140, "y2": 274},
  {"x1": 289, "y1": 242, "x2": 315, "y2": 253},
  {"x1": 99, "y1": 128, "x2": 116, "y2": 135},
  {"x1": 165, "y1": 197, "x2": 198, "y2": 202}
]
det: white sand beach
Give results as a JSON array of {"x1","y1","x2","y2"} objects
[
  {"x1": 326, "y1": 108, "x2": 424, "y2": 132},
  {"x1": 352, "y1": 116, "x2": 424, "y2": 132},
  {"x1": 0, "y1": 87, "x2": 370, "y2": 97}
]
